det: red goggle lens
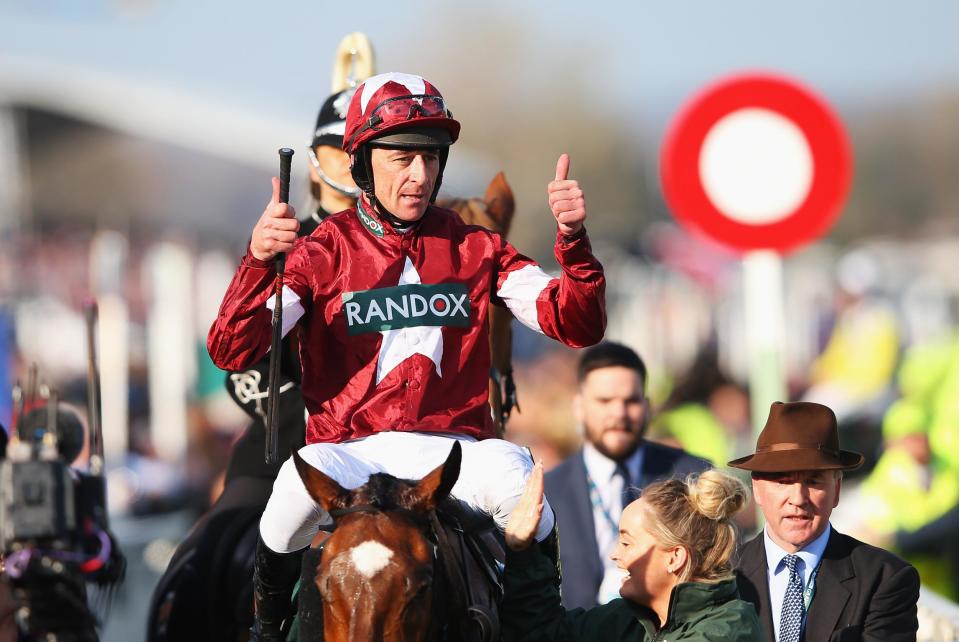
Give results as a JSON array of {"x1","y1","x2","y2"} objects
[{"x1": 368, "y1": 95, "x2": 449, "y2": 127}]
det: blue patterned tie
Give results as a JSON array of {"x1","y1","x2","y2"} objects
[
  {"x1": 616, "y1": 463, "x2": 637, "y2": 508},
  {"x1": 779, "y1": 554, "x2": 805, "y2": 642}
]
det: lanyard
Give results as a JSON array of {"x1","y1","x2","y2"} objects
[
  {"x1": 803, "y1": 561, "x2": 821, "y2": 610},
  {"x1": 585, "y1": 470, "x2": 620, "y2": 538}
]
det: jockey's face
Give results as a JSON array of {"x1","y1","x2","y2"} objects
[
  {"x1": 575, "y1": 366, "x2": 648, "y2": 461},
  {"x1": 370, "y1": 146, "x2": 440, "y2": 222}
]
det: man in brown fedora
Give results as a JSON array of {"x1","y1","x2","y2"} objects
[{"x1": 730, "y1": 401, "x2": 919, "y2": 642}]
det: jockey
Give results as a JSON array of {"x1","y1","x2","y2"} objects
[{"x1": 207, "y1": 71, "x2": 607, "y2": 640}]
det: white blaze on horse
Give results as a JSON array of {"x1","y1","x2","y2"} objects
[{"x1": 348, "y1": 541, "x2": 394, "y2": 578}]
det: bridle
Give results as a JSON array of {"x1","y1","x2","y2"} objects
[
  {"x1": 326, "y1": 503, "x2": 441, "y2": 640},
  {"x1": 324, "y1": 503, "x2": 497, "y2": 642},
  {"x1": 327, "y1": 503, "x2": 434, "y2": 537}
]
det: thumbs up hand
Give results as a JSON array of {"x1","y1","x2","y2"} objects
[{"x1": 547, "y1": 154, "x2": 586, "y2": 237}]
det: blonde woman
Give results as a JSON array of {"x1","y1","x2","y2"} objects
[{"x1": 503, "y1": 465, "x2": 763, "y2": 641}]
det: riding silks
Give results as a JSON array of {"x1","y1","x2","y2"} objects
[{"x1": 209, "y1": 202, "x2": 605, "y2": 445}]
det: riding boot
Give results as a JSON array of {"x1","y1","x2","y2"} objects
[
  {"x1": 251, "y1": 536, "x2": 301, "y2": 642},
  {"x1": 297, "y1": 543, "x2": 326, "y2": 640}
]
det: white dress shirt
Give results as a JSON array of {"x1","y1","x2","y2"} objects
[
  {"x1": 582, "y1": 442, "x2": 645, "y2": 603},
  {"x1": 764, "y1": 523, "x2": 831, "y2": 641}
]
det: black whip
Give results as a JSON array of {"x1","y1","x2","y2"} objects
[{"x1": 266, "y1": 148, "x2": 294, "y2": 464}]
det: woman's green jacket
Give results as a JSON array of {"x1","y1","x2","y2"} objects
[{"x1": 501, "y1": 544, "x2": 765, "y2": 641}]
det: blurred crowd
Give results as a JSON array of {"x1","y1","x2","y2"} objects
[{"x1": 3, "y1": 211, "x2": 959, "y2": 620}]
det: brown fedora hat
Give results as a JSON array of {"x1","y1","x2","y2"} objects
[{"x1": 728, "y1": 401, "x2": 864, "y2": 472}]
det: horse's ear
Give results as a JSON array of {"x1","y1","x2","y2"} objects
[
  {"x1": 484, "y1": 172, "x2": 515, "y2": 237},
  {"x1": 409, "y1": 441, "x2": 462, "y2": 513},
  {"x1": 293, "y1": 450, "x2": 350, "y2": 513}
]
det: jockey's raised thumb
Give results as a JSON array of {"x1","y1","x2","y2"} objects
[{"x1": 554, "y1": 154, "x2": 570, "y2": 182}]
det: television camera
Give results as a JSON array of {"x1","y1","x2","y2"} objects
[{"x1": 0, "y1": 304, "x2": 124, "y2": 641}]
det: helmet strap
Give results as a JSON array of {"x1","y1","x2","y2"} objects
[
  {"x1": 374, "y1": 196, "x2": 415, "y2": 231},
  {"x1": 308, "y1": 148, "x2": 361, "y2": 199},
  {"x1": 350, "y1": 146, "x2": 374, "y2": 199},
  {"x1": 430, "y1": 147, "x2": 450, "y2": 203},
  {"x1": 353, "y1": 149, "x2": 409, "y2": 229}
]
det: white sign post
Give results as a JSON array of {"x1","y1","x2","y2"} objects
[{"x1": 661, "y1": 73, "x2": 852, "y2": 438}]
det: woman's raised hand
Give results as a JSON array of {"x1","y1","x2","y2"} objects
[{"x1": 505, "y1": 461, "x2": 546, "y2": 551}]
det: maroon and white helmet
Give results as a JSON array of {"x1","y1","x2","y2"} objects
[{"x1": 343, "y1": 72, "x2": 460, "y2": 155}]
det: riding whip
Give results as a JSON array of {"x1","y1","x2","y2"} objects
[{"x1": 266, "y1": 148, "x2": 294, "y2": 464}]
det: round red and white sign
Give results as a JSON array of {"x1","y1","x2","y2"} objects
[{"x1": 660, "y1": 73, "x2": 852, "y2": 255}]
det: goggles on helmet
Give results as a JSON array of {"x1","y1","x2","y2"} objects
[{"x1": 347, "y1": 94, "x2": 451, "y2": 150}]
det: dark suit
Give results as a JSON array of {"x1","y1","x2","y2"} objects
[
  {"x1": 544, "y1": 440, "x2": 710, "y2": 610},
  {"x1": 735, "y1": 528, "x2": 920, "y2": 642}
]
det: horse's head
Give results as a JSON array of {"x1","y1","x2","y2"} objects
[
  {"x1": 293, "y1": 441, "x2": 462, "y2": 642},
  {"x1": 440, "y1": 172, "x2": 515, "y2": 237}
]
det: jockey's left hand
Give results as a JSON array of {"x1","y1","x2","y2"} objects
[
  {"x1": 505, "y1": 461, "x2": 545, "y2": 551},
  {"x1": 547, "y1": 153, "x2": 586, "y2": 237}
]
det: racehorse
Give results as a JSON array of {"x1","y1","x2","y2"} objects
[
  {"x1": 147, "y1": 174, "x2": 516, "y2": 642},
  {"x1": 293, "y1": 440, "x2": 502, "y2": 642}
]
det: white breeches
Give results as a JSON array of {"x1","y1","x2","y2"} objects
[{"x1": 259, "y1": 431, "x2": 555, "y2": 553}]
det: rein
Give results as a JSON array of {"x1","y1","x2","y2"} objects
[{"x1": 426, "y1": 511, "x2": 500, "y2": 642}]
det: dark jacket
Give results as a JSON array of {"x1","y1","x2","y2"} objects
[
  {"x1": 501, "y1": 544, "x2": 764, "y2": 641},
  {"x1": 545, "y1": 441, "x2": 710, "y2": 609},
  {"x1": 735, "y1": 528, "x2": 920, "y2": 642}
]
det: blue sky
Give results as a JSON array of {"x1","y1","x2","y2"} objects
[{"x1": 3, "y1": 0, "x2": 958, "y2": 137}]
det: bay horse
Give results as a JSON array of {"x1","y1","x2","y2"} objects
[{"x1": 293, "y1": 441, "x2": 502, "y2": 642}]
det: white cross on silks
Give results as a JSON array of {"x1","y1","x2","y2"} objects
[{"x1": 778, "y1": 554, "x2": 805, "y2": 642}]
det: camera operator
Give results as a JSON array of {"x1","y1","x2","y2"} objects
[{"x1": 1, "y1": 403, "x2": 124, "y2": 642}]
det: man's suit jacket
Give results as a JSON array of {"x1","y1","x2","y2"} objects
[
  {"x1": 544, "y1": 440, "x2": 710, "y2": 610},
  {"x1": 735, "y1": 528, "x2": 920, "y2": 642}
]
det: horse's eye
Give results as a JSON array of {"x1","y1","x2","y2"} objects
[
  {"x1": 405, "y1": 574, "x2": 431, "y2": 596},
  {"x1": 319, "y1": 575, "x2": 335, "y2": 601}
]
